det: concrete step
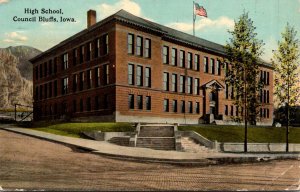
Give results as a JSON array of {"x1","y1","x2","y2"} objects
[
  {"x1": 138, "y1": 126, "x2": 174, "y2": 137},
  {"x1": 181, "y1": 137, "x2": 215, "y2": 153},
  {"x1": 136, "y1": 137, "x2": 175, "y2": 150},
  {"x1": 108, "y1": 137, "x2": 130, "y2": 146}
]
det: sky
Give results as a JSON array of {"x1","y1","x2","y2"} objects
[{"x1": 0, "y1": 0, "x2": 299, "y2": 62}]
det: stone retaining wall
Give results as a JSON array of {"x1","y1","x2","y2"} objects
[{"x1": 220, "y1": 143, "x2": 300, "y2": 152}]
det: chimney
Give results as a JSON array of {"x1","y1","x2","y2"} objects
[{"x1": 87, "y1": 9, "x2": 96, "y2": 28}]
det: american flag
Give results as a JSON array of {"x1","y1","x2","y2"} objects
[{"x1": 194, "y1": 3, "x2": 207, "y2": 17}]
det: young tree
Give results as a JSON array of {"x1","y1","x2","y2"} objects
[
  {"x1": 224, "y1": 12, "x2": 264, "y2": 152},
  {"x1": 272, "y1": 24, "x2": 300, "y2": 152}
]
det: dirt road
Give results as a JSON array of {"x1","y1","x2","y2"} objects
[{"x1": 0, "y1": 130, "x2": 299, "y2": 191}]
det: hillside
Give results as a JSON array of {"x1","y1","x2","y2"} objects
[
  {"x1": 0, "y1": 46, "x2": 41, "y2": 109},
  {"x1": 0, "y1": 46, "x2": 41, "y2": 80}
]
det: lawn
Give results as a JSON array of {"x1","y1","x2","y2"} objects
[
  {"x1": 29, "y1": 122, "x2": 300, "y2": 143},
  {"x1": 179, "y1": 125, "x2": 300, "y2": 143},
  {"x1": 30, "y1": 122, "x2": 134, "y2": 138}
]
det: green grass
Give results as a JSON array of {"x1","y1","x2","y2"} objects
[
  {"x1": 179, "y1": 125, "x2": 300, "y2": 143},
  {"x1": 29, "y1": 122, "x2": 300, "y2": 143},
  {"x1": 30, "y1": 122, "x2": 134, "y2": 138}
]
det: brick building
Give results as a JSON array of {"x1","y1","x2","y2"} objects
[{"x1": 30, "y1": 10, "x2": 274, "y2": 125}]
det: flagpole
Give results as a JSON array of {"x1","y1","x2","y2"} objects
[{"x1": 193, "y1": 1, "x2": 195, "y2": 36}]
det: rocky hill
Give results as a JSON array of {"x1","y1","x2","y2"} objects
[{"x1": 0, "y1": 46, "x2": 41, "y2": 109}]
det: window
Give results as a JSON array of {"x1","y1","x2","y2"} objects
[
  {"x1": 145, "y1": 38, "x2": 151, "y2": 58},
  {"x1": 195, "y1": 102, "x2": 200, "y2": 114},
  {"x1": 73, "y1": 100, "x2": 77, "y2": 112},
  {"x1": 194, "y1": 54, "x2": 199, "y2": 71},
  {"x1": 163, "y1": 72, "x2": 169, "y2": 91},
  {"x1": 231, "y1": 86, "x2": 234, "y2": 99},
  {"x1": 86, "y1": 97, "x2": 91, "y2": 111},
  {"x1": 39, "y1": 85, "x2": 43, "y2": 100},
  {"x1": 80, "y1": 72, "x2": 84, "y2": 91},
  {"x1": 80, "y1": 99, "x2": 83, "y2": 112},
  {"x1": 73, "y1": 74, "x2": 77, "y2": 92},
  {"x1": 137, "y1": 95, "x2": 143, "y2": 109},
  {"x1": 44, "y1": 62, "x2": 47, "y2": 77},
  {"x1": 49, "y1": 82, "x2": 52, "y2": 98},
  {"x1": 171, "y1": 48, "x2": 177, "y2": 66},
  {"x1": 225, "y1": 62, "x2": 228, "y2": 76},
  {"x1": 194, "y1": 78, "x2": 199, "y2": 95},
  {"x1": 136, "y1": 36, "x2": 143, "y2": 56},
  {"x1": 179, "y1": 50, "x2": 185, "y2": 67},
  {"x1": 86, "y1": 42, "x2": 92, "y2": 61},
  {"x1": 163, "y1": 99, "x2": 169, "y2": 112},
  {"x1": 267, "y1": 90, "x2": 269, "y2": 103},
  {"x1": 128, "y1": 33, "x2": 134, "y2": 54},
  {"x1": 225, "y1": 83, "x2": 229, "y2": 99},
  {"x1": 103, "y1": 34, "x2": 109, "y2": 55},
  {"x1": 95, "y1": 96, "x2": 100, "y2": 110},
  {"x1": 62, "y1": 77, "x2": 68, "y2": 95},
  {"x1": 80, "y1": 45, "x2": 84, "y2": 63},
  {"x1": 72, "y1": 49, "x2": 77, "y2": 66},
  {"x1": 230, "y1": 105, "x2": 234, "y2": 116},
  {"x1": 236, "y1": 106, "x2": 239, "y2": 116},
  {"x1": 54, "y1": 58, "x2": 57, "y2": 74},
  {"x1": 146, "y1": 96, "x2": 151, "y2": 110},
  {"x1": 44, "y1": 84, "x2": 48, "y2": 99},
  {"x1": 128, "y1": 64, "x2": 134, "y2": 85},
  {"x1": 264, "y1": 90, "x2": 267, "y2": 103},
  {"x1": 264, "y1": 71, "x2": 267, "y2": 84},
  {"x1": 136, "y1": 65, "x2": 143, "y2": 86},
  {"x1": 163, "y1": 46, "x2": 169, "y2": 64},
  {"x1": 87, "y1": 70, "x2": 92, "y2": 89},
  {"x1": 217, "y1": 60, "x2": 221, "y2": 75},
  {"x1": 95, "y1": 38, "x2": 100, "y2": 58},
  {"x1": 267, "y1": 109, "x2": 269, "y2": 118},
  {"x1": 49, "y1": 60, "x2": 52, "y2": 75},
  {"x1": 267, "y1": 72, "x2": 270, "y2": 85},
  {"x1": 204, "y1": 57, "x2": 208, "y2": 73},
  {"x1": 225, "y1": 105, "x2": 228, "y2": 115},
  {"x1": 104, "y1": 94, "x2": 108, "y2": 109},
  {"x1": 181, "y1": 100, "x2": 185, "y2": 113},
  {"x1": 62, "y1": 53, "x2": 68, "y2": 70},
  {"x1": 210, "y1": 58, "x2": 215, "y2": 74},
  {"x1": 39, "y1": 64, "x2": 43, "y2": 78},
  {"x1": 145, "y1": 67, "x2": 151, "y2": 87},
  {"x1": 171, "y1": 74, "x2": 177, "y2": 92},
  {"x1": 128, "y1": 94, "x2": 134, "y2": 109},
  {"x1": 104, "y1": 64, "x2": 109, "y2": 85},
  {"x1": 172, "y1": 100, "x2": 177, "y2": 113},
  {"x1": 188, "y1": 101, "x2": 193, "y2": 113},
  {"x1": 35, "y1": 66, "x2": 38, "y2": 80},
  {"x1": 187, "y1": 52, "x2": 192, "y2": 69},
  {"x1": 179, "y1": 75, "x2": 185, "y2": 93},
  {"x1": 187, "y1": 77, "x2": 192, "y2": 94},
  {"x1": 95, "y1": 67, "x2": 101, "y2": 87},
  {"x1": 54, "y1": 80, "x2": 57, "y2": 97}
]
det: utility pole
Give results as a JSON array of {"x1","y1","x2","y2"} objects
[{"x1": 286, "y1": 64, "x2": 290, "y2": 152}]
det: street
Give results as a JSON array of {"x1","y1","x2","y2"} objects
[{"x1": 0, "y1": 129, "x2": 299, "y2": 191}]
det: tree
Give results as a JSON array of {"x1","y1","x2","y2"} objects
[
  {"x1": 272, "y1": 23, "x2": 300, "y2": 152},
  {"x1": 224, "y1": 12, "x2": 264, "y2": 152}
]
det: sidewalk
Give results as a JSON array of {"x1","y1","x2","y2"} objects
[{"x1": 1, "y1": 126, "x2": 300, "y2": 165}]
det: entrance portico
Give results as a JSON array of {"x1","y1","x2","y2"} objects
[{"x1": 202, "y1": 80, "x2": 224, "y2": 123}]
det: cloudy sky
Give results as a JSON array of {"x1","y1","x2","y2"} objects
[{"x1": 0, "y1": 0, "x2": 299, "y2": 62}]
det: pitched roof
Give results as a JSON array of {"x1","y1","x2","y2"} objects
[{"x1": 30, "y1": 9, "x2": 273, "y2": 68}]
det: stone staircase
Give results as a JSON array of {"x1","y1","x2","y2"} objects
[
  {"x1": 135, "y1": 124, "x2": 177, "y2": 151},
  {"x1": 181, "y1": 137, "x2": 216, "y2": 153}
]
